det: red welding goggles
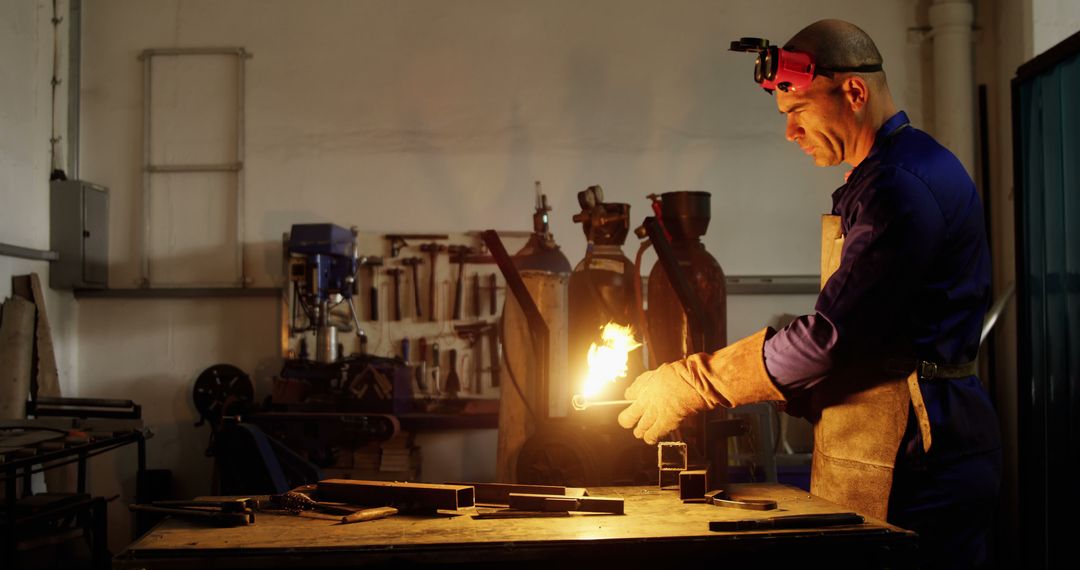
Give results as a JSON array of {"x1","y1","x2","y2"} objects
[{"x1": 729, "y1": 37, "x2": 882, "y2": 94}]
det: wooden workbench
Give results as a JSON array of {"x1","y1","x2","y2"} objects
[{"x1": 114, "y1": 483, "x2": 917, "y2": 569}]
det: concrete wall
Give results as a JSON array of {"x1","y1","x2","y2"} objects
[
  {"x1": 71, "y1": 0, "x2": 932, "y2": 550},
  {"x1": 1, "y1": 0, "x2": 78, "y2": 396}
]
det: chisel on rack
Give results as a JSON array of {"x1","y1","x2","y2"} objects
[
  {"x1": 471, "y1": 273, "x2": 481, "y2": 318},
  {"x1": 431, "y1": 343, "x2": 441, "y2": 394},
  {"x1": 472, "y1": 335, "x2": 483, "y2": 394},
  {"x1": 446, "y1": 349, "x2": 461, "y2": 397},
  {"x1": 488, "y1": 324, "x2": 501, "y2": 387},
  {"x1": 416, "y1": 338, "x2": 429, "y2": 392}
]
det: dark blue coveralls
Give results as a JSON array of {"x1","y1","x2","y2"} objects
[{"x1": 762, "y1": 111, "x2": 1003, "y2": 567}]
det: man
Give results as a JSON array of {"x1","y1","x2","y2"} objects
[{"x1": 618, "y1": 20, "x2": 1001, "y2": 568}]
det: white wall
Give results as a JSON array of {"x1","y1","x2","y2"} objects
[
  {"x1": 73, "y1": 0, "x2": 930, "y2": 549},
  {"x1": 79, "y1": 0, "x2": 928, "y2": 286},
  {"x1": 1033, "y1": 0, "x2": 1080, "y2": 55},
  {"x1": 1, "y1": 0, "x2": 78, "y2": 396}
]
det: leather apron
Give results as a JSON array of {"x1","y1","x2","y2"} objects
[{"x1": 810, "y1": 215, "x2": 933, "y2": 521}]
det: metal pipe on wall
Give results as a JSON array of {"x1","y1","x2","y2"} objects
[
  {"x1": 67, "y1": 0, "x2": 81, "y2": 179},
  {"x1": 930, "y1": 0, "x2": 976, "y2": 176}
]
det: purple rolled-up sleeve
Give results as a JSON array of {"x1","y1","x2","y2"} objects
[{"x1": 763, "y1": 312, "x2": 839, "y2": 392}]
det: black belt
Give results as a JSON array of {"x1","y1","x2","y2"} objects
[
  {"x1": 884, "y1": 358, "x2": 978, "y2": 380},
  {"x1": 917, "y1": 359, "x2": 978, "y2": 380}
]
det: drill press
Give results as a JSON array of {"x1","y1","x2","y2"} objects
[{"x1": 287, "y1": 224, "x2": 366, "y2": 362}]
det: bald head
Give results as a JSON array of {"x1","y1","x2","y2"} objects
[
  {"x1": 784, "y1": 19, "x2": 886, "y2": 87},
  {"x1": 785, "y1": 19, "x2": 882, "y2": 70},
  {"x1": 773, "y1": 20, "x2": 898, "y2": 168}
]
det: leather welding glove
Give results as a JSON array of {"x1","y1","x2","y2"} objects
[{"x1": 618, "y1": 328, "x2": 786, "y2": 445}]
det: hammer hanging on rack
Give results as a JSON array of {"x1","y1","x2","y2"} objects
[
  {"x1": 419, "y1": 243, "x2": 447, "y2": 321},
  {"x1": 448, "y1": 245, "x2": 473, "y2": 320},
  {"x1": 384, "y1": 234, "x2": 449, "y2": 258},
  {"x1": 402, "y1": 257, "x2": 423, "y2": 319},
  {"x1": 386, "y1": 267, "x2": 404, "y2": 321},
  {"x1": 359, "y1": 257, "x2": 383, "y2": 321}
]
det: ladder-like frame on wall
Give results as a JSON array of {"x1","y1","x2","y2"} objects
[{"x1": 138, "y1": 47, "x2": 252, "y2": 288}]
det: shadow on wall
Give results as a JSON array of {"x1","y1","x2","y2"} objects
[
  {"x1": 78, "y1": 286, "x2": 280, "y2": 503},
  {"x1": 78, "y1": 288, "x2": 280, "y2": 546},
  {"x1": 560, "y1": 41, "x2": 662, "y2": 199},
  {"x1": 112, "y1": 232, "x2": 300, "y2": 288},
  {"x1": 87, "y1": 374, "x2": 216, "y2": 553},
  {"x1": 389, "y1": 62, "x2": 468, "y2": 229}
]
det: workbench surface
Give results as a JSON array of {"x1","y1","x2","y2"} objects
[{"x1": 115, "y1": 483, "x2": 917, "y2": 569}]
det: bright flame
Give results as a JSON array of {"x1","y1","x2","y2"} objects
[{"x1": 581, "y1": 322, "x2": 642, "y2": 398}]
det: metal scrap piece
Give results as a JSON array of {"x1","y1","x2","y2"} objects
[
  {"x1": 507, "y1": 493, "x2": 624, "y2": 514},
  {"x1": 316, "y1": 479, "x2": 474, "y2": 512},
  {"x1": 704, "y1": 489, "x2": 778, "y2": 511}
]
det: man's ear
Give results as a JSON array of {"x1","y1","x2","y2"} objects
[{"x1": 842, "y1": 76, "x2": 869, "y2": 112}]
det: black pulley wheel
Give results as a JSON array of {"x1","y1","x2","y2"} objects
[{"x1": 193, "y1": 364, "x2": 254, "y2": 427}]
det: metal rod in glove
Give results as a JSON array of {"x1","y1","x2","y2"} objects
[{"x1": 571, "y1": 395, "x2": 634, "y2": 411}]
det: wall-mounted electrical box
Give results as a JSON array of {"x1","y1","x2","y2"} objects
[{"x1": 50, "y1": 180, "x2": 109, "y2": 289}]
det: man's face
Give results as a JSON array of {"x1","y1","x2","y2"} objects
[{"x1": 775, "y1": 77, "x2": 852, "y2": 167}]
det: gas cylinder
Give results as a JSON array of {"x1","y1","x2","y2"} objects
[
  {"x1": 645, "y1": 191, "x2": 727, "y2": 366},
  {"x1": 498, "y1": 182, "x2": 571, "y2": 482},
  {"x1": 567, "y1": 185, "x2": 643, "y2": 404}
]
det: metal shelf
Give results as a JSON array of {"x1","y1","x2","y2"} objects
[
  {"x1": 73, "y1": 287, "x2": 281, "y2": 299},
  {"x1": 726, "y1": 275, "x2": 819, "y2": 295},
  {"x1": 396, "y1": 411, "x2": 499, "y2": 431},
  {"x1": 0, "y1": 242, "x2": 59, "y2": 262}
]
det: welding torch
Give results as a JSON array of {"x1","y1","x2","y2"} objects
[{"x1": 571, "y1": 395, "x2": 635, "y2": 411}]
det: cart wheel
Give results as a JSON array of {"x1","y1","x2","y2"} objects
[
  {"x1": 516, "y1": 426, "x2": 599, "y2": 487},
  {"x1": 193, "y1": 364, "x2": 254, "y2": 428},
  {"x1": 611, "y1": 440, "x2": 657, "y2": 485}
]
